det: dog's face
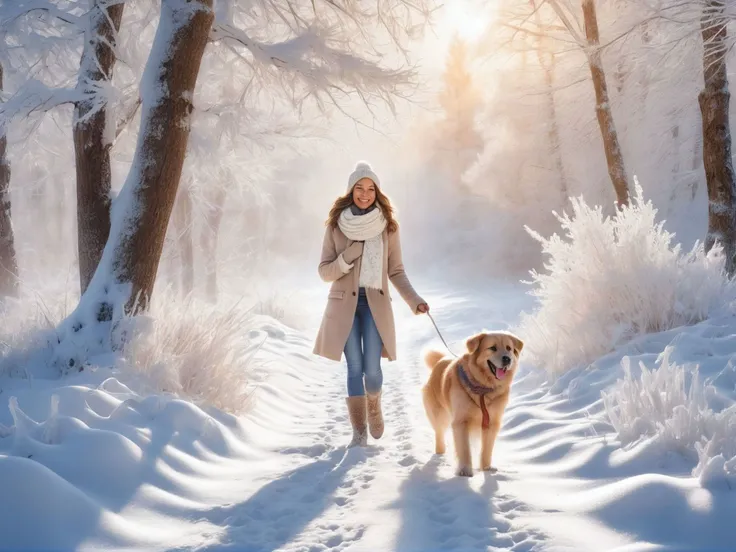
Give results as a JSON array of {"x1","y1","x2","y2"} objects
[{"x1": 464, "y1": 331, "x2": 524, "y2": 387}]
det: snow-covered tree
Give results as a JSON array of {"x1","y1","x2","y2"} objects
[
  {"x1": 578, "y1": 0, "x2": 629, "y2": 207},
  {"x1": 505, "y1": 0, "x2": 629, "y2": 206},
  {"x1": 460, "y1": 0, "x2": 718, "y2": 272},
  {"x1": 74, "y1": 0, "x2": 125, "y2": 294},
  {"x1": 77, "y1": 0, "x2": 214, "y2": 324},
  {"x1": 698, "y1": 0, "x2": 736, "y2": 274},
  {"x1": 0, "y1": 0, "x2": 85, "y2": 296},
  {"x1": 36, "y1": 0, "x2": 436, "y2": 371},
  {"x1": 0, "y1": 60, "x2": 17, "y2": 297},
  {"x1": 531, "y1": 0, "x2": 569, "y2": 200}
]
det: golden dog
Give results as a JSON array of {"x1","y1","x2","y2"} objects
[{"x1": 421, "y1": 330, "x2": 523, "y2": 477}]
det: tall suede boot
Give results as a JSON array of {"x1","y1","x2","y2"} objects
[
  {"x1": 346, "y1": 396, "x2": 368, "y2": 447},
  {"x1": 367, "y1": 391, "x2": 384, "y2": 439}
]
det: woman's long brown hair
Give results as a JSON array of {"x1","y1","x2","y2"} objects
[{"x1": 326, "y1": 186, "x2": 398, "y2": 233}]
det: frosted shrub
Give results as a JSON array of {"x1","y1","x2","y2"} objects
[
  {"x1": 518, "y1": 180, "x2": 735, "y2": 373},
  {"x1": 0, "y1": 294, "x2": 70, "y2": 379},
  {"x1": 0, "y1": 287, "x2": 258, "y2": 414},
  {"x1": 603, "y1": 349, "x2": 709, "y2": 449},
  {"x1": 121, "y1": 298, "x2": 258, "y2": 414},
  {"x1": 603, "y1": 348, "x2": 736, "y2": 488}
]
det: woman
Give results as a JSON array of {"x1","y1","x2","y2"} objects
[{"x1": 313, "y1": 161, "x2": 429, "y2": 447}]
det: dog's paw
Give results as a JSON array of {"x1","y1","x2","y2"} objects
[
  {"x1": 456, "y1": 465, "x2": 473, "y2": 477},
  {"x1": 482, "y1": 466, "x2": 498, "y2": 474}
]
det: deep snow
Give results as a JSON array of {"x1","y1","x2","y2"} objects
[{"x1": 1, "y1": 281, "x2": 736, "y2": 551}]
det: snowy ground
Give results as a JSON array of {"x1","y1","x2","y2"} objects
[{"x1": 1, "y1": 281, "x2": 736, "y2": 551}]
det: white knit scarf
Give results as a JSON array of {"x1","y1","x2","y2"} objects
[{"x1": 338, "y1": 207, "x2": 387, "y2": 290}]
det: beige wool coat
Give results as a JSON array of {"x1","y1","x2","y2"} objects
[{"x1": 313, "y1": 225, "x2": 424, "y2": 362}]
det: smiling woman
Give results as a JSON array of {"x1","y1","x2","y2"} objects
[{"x1": 315, "y1": 161, "x2": 429, "y2": 448}]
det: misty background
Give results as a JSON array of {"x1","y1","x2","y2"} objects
[{"x1": 4, "y1": 0, "x2": 712, "y2": 324}]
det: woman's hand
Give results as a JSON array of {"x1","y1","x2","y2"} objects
[
  {"x1": 417, "y1": 303, "x2": 430, "y2": 314},
  {"x1": 342, "y1": 241, "x2": 364, "y2": 264}
]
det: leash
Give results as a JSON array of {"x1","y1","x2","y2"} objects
[{"x1": 426, "y1": 311, "x2": 459, "y2": 358}]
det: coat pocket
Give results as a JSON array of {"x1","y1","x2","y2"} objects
[{"x1": 328, "y1": 290, "x2": 345, "y2": 300}]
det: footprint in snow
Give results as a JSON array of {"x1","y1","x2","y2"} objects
[
  {"x1": 280, "y1": 443, "x2": 329, "y2": 458},
  {"x1": 399, "y1": 455, "x2": 418, "y2": 467}
]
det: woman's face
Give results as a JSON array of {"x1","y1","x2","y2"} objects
[{"x1": 352, "y1": 178, "x2": 377, "y2": 209}]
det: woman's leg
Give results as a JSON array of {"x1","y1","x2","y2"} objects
[
  {"x1": 343, "y1": 311, "x2": 365, "y2": 397},
  {"x1": 343, "y1": 307, "x2": 367, "y2": 447},
  {"x1": 358, "y1": 300, "x2": 383, "y2": 394},
  {"x1": 358, "y1": 296, "x2": 384, "y2": 439}
]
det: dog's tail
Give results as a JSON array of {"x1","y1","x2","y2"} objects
[{"x1": 422, "y1": 348, "x2": 445, "y2": 369}]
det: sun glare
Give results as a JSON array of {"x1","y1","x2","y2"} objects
[{"x1": 443, "y1": 2, "x2": 487, "y2": 41}]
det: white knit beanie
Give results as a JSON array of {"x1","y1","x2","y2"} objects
[{"x1": 347, "y1": 161, "x2": 380, "y2": 192}]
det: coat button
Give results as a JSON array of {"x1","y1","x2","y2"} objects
[
  {"x1": 352, "y1": 291, "x2": 356, "y2": 296},
  {"x1": 379, "y1": 290, "x2": 384, "y2": 295}
]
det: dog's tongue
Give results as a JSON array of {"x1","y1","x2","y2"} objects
[{"x1": 497, "y1": 367, "x2": 507, "y2": 379}]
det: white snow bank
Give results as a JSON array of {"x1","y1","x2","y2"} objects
[
  {"x1": 518, "y1": 180, "x2": 735, "y2": 373},
  {"x1": 524, "y1": 303, "x2": 736, "y2": 490},
  {"x1": 398, "y1": 284, "x2": 736, "y2": 549},
  {"x1": 3, "y1": 279, "x2": 736, "y2": 551},
  {"x1": 0, "y1": 370, "x2": 249, "y2": 550},
  {"x1": 495, "y1": 307, "x2": 736, "y2": 549},
  {"x1": 0, "y1": 307, "x2": 315, "y2": 550},
  {"x1": 602, "y1": 339, "x2": 736, "y2": 490}
]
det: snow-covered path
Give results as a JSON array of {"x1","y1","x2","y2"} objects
[
  {"x1": 178, "y1": 283, "x2": 554, "y2": 552},
  {"x1": 183, "y1": 281, "x2": 736, "y2": 552},
  {"x1": 4, "y1": 281, "x2": 736, "y2": 551}
]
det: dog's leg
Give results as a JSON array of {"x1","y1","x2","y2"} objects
[
  {"x1": 480, "y1": 421, "x2": 501, "y2": 472},
  {"x1": 433, "y1": 408, "x2": 449, "y2": 455},
  {"x1": 452, "y1": 420, "x2": 473, "y2": 477},
  {"x1": 423, "y1": 388, "x2": 448, "y2": 454}
]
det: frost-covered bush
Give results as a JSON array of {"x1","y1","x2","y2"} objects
[
  {"x1": 121, "y1": 297, "x2": 258, "y2": 414},
  {"x1": 0, "y1": 295, "x2": 70, "y2": 379},
  {"x1": 603, "y1": 348, "x2": 736, "y2": 489},
  {"x1": 0, "y1": 289, "x2": 258, "y2": 414},
  {"x1": 518, "y1": 180, "x2": 735, "y2": 373}
]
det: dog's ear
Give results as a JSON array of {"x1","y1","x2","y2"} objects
[
  {"x1": 465, "y1": 333, "x2": 485, "y2": 354},
  {"x1": 509, "y1": 334, "x2": 524, "y2": 356}
]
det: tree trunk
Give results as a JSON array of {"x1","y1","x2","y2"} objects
[
  {"x1": 582, "y1": 0, "x2": 629, "y2": 207},
  {"x1": 699, "y1": 0, "x2": 736, "y2": 275},
  {"x1": 543, "y1": 57, "x2": 569, "y2": 202},
  {"x1": 74, "y1": 0, "x2": 124, "y2": 295},
  {"x1": 0, "y1": 63, "x2": 18, "y2": 297},
  {"x1": 532, "y1": 1, "x2": 569, "y2": 202},
  {"x1": 173, "y1": 179, "x2": 194, "y2": 298},
  {"x1": 201, "y1": 186, "x2": 226, "y2": 303},
  {"x1": 82, "y1": 0, "x2": 214, "y2": 317}
]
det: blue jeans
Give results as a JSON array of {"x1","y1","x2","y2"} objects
[{"x1": 344, "y1": 289, "x2": 384, "y2": 397}]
